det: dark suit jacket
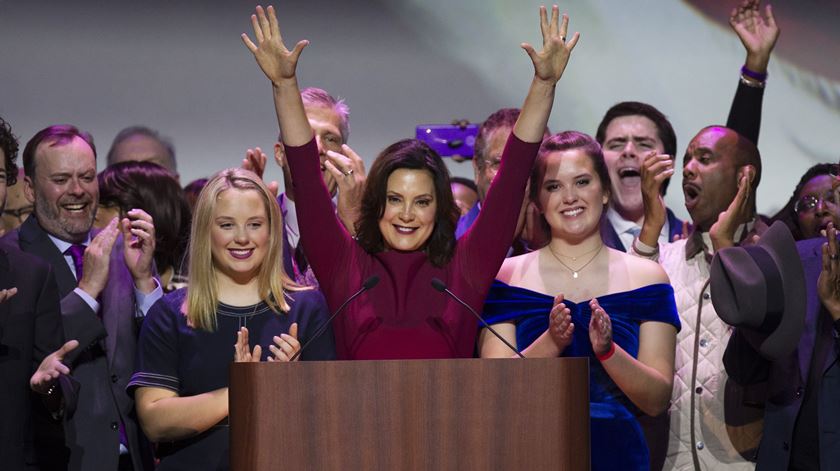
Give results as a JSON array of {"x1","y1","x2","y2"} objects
[
  {"x1": 0, "y1": 243, "x2": 64, "y2": 471},
  {"x1": 724, "y1": 236, "x2": 840, "y2": 470},
  {"x1": 2, "y1": 216, "x2": 153, "y2": 471}
]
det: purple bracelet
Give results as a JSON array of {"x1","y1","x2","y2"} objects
[{"x1": 741, "y1": 65, "x2": 768, "y2": 82}]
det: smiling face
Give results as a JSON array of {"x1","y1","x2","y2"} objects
[
  {"x1": 25, "y1": 136, "x2": 98, "y2": 243},
  {"x1": 602, "y1": 115, "x2": 666, "y2": 222},
  {"x1": 796, "y1": 174, "x2": 840, "y2": 239},
  {"x1": 210, "y1": 188, "x2": 270, "y2": 285},
  {"x1": 682, "y1": 127, "x2": 741, "y2": 231},
  {"x1": 538, "y1": 149, "x2": 610, "y2": 242},
  {"x1": 378, "y1": 168, "x2": 437, "y2": 252}
]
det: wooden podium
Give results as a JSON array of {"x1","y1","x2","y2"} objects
[{"x1": 230, "y1": 358, "x2": 589, "y2": 470}]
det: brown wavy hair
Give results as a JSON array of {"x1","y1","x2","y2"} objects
[{"x1": 354, "y1": 139, "x2": 459, "y2": 267}]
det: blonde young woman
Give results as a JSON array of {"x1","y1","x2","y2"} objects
[
  {"x1": 480, "y1": 132, "x2": 680, "y2": 471},
  {"x1": 128, "y1": 169, "x2": 335, "y2": 470}
]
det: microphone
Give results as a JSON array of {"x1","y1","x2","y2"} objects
[
  {"x1": 289, "y1": 275, "x2": 380, "y2": 361},
  {"x1": 430, "y1": 278, "x2": 525, "y2": 359}
]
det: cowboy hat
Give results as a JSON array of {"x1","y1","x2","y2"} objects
[{"x1": 710, "y1": 221, "x2": 806, "y2": 360}]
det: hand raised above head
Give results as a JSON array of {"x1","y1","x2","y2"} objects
[
  {"x1": 521, "y1": 5, "x2": 580, "y2": 85},
  {"x1": 241, "y1": 5, "x2": 309, "y2": 85},
  {"x1": 729, "y1": 0, "x2": 779, "y2": 72}
]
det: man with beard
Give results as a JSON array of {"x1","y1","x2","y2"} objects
[
  {"x1": 2, "y1": 125, "x2": 159, "y2": 471},
  {"x1": 636, "y1": 125, "x2": 765, "y2": 470}
]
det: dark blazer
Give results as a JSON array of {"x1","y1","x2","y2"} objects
[
  {"x1": 2, "y1": 216, "x2": 153, "y2": 471},
  {"x1": 0, "y1": 243, "x2": 64, "y2": 471},
  {"x1": 600, "y1": 207, "x2": 687, "y2": 252},
  {"x1": 724, "y1": 236, "x2": 840, "y2": 470}
]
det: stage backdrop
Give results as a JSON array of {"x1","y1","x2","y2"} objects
[{"x1": 2, "y1": 0, "x2": 838, "y2": 219}]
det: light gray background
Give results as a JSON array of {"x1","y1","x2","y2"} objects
[{"x1": 2, "y1": 0, "x2": 838, "y2": 219}]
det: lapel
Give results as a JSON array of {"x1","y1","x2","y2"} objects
[
  {"x1": 19, "y1": 216, "x2": 77, "y2": 297},
  {"x1": 599, "y1": 217, "x2": 626, "y2": 251},
  {"x1": 797, "y1": 238, "x2": 828, "y2": 382},
  {"x1": 0, "y1": 248, "x2": 12, "y2": 335}
]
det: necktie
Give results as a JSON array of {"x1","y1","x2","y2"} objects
[{"x1": 65, "y1": 244, "x2": 86, "y2": 281}]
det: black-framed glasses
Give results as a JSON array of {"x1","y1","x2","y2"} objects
[{"x1": 795, "y1": 190, "x2": 839, "y2": 214}]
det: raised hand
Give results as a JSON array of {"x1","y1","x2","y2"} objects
[
  {"x1": 818, "y1": 223, "x2": 840, "y2": 321},
  {"x1": 30, "y1": 340, "x2": 79, "y2": 394},
  {"x1": 78, "y1": 217, "x2": 120, "y2": 299},
  {"x1": 268, "y1": 323, "x2": 300, "y2": 362},
  {"x1": 588, "y1": 299, "x2": 613, "y2": 357},
  {"x1": 710, "y1": 166, "x2": 754, "y2": 252},
  {"x1": 639, "y1": 152, "x2": 674, "y2": 246},
  {"x1": 548, "y1": 294, "x2": 575, "y2": 352},
  {"x1": 234, "y1": 327, "x2": 262, "y2": 362},
  {"x1": 122, "y1": 209, "x2": 157, "y2": 294},
  {"x1": 730, "y1": 0, "x2": 779, "y2": 73},
  {"x1": 241, "y1": 5, "x2": 309, "y2": 85},
  {"x1": 324, "y1": 145, "x2": 367, "y2": 235},
  {"x1": 242, "y1": 147, "x2": 279, "y2": 197},
  {"x1": 521, "y1": 5, "x2": 580, "y2": 85}
]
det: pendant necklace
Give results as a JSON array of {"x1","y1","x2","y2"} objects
[{"x1": 548, "y1": 243, "x2": 604, "y2": 279}]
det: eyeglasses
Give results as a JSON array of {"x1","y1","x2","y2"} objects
[
  {"x1": 483, "y1": 158, "x2": 502, "y2": 172},
  {"x1": 794, "y1": 190, "x2": 839, "y2": 214}
]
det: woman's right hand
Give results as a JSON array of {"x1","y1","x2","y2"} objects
[
  {"x1": 521, "y1": 5, "x2": 580, "y2": 86},
  {"x1": 548, "y1": 294, "x2": 574, "y2": 352},
  {"x1": 234, "y1": 327, "x2": 262, "y2": 362},
  {"x1": 241, "y1": 5, "x2": 309, "y2": 85}
]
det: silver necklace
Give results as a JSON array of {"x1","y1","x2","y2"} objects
[{"x1": 547, "y1": 243, "x2": 604, "y2": 279}]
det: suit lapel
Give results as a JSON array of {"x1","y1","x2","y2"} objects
[
  {"x1": 0, "y1": 249, "x2": 12, "y2": 334},
  {"x1": 799, "y1": 239, "x2": 825, "y2": 382},
  {"x1": 19, "y1": 216, "x2": 77, "y2": 297}
]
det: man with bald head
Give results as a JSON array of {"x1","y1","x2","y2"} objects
[
  {"x1": 107, "y1": 126, "x2": 178, "y2": 178},
  {"x1": 635, "y1": 125, "x2": 765, "y2": 470}
]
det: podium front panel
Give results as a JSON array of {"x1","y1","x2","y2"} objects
[{"x1": 230, "y1": 357, "x2": 589, "y2": 470}]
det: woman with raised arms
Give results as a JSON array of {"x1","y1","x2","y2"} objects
[{"x1": 242, "y1": 4, "x2": 579, "y2": 359}]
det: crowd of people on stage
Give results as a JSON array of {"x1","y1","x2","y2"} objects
[{"x1": 1, "y1": 1, "x2": 838, "y2": 470}]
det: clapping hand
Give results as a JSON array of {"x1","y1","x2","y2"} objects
[
  {"x1": 588, "y1": 299, "x2": 613, "y2": 357},
  {"x1": 522, "y1": 5, "x2": 579, "y2": 86},
  {"x1": 241, "y1": 5, "x2": 308, "y2": 85},
  {"x1": 122, "y1": 209, "x2": 157, "y2": 294},
  {"x1": 818, "y1": 223, "x2": 840, "y2": 321},
  {"x1": 242, "y1": 147, "x2": 280, "y2": 197},
  {"x1": 710, "y1": 166, "x2": 754, "y2": 252},
  {"x1": 30, "y1": 340, "x2": 79, "y2": 395},
  {"x1": 324, "y1": 145, "x2": 367, "y2": 235},
  {"x1": 234, "y1": 327, "x2": 262, "y2": 362},
  {"x1": 548, "y1": 294, "x2": 574, "y2": 352}
]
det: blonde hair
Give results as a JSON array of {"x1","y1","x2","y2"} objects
[{"x1": 185, "y1": 168, "x2": 303, "y2": 331}]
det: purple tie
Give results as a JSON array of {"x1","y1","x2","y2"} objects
[{"x1": 65, "y1": 244, "x2": 86, "y2": 281}]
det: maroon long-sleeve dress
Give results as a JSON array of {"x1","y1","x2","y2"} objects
[{"x1": 285, "y1": 134, "x2": 539, "y2": 359}]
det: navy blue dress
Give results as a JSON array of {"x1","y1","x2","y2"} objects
[
  {"x1": 127, "y1": 288, "x2": 336, "y2": 470},
  {"x1": 483, "y1": 281, "x2": 680, "y2": 471}
]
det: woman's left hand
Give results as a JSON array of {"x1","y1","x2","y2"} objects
[
  {"x1": 234, "y1": 327, "x2": 262, "y2": 362},
  {"x1": 522, "y1": 5, "x2": 580, "y2": 85},
  {"x1": 269, "y1": 323, "x2": 301, "y2": 362},
  {"x1": 588, "y1": 299, "x2": 613, "y2": 356}
]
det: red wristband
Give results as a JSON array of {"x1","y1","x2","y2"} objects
[{"x1": 596, "y1": 342, "x2": 616, "y2": 362}]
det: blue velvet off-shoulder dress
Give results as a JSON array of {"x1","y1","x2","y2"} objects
[{"x1": 483, "y1": 281, "x2": 680, "y2": 471}]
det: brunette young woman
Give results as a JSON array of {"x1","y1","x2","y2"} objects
[
  {"x1": 128, "y1": 169, "x2": 334, "y2": 470},
  {"x1": 480, "y1": 132, "x2": 680, "y2": 471},
  {"x1": 242, "y1": 4, "x2": 579, "y2": 359}
]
